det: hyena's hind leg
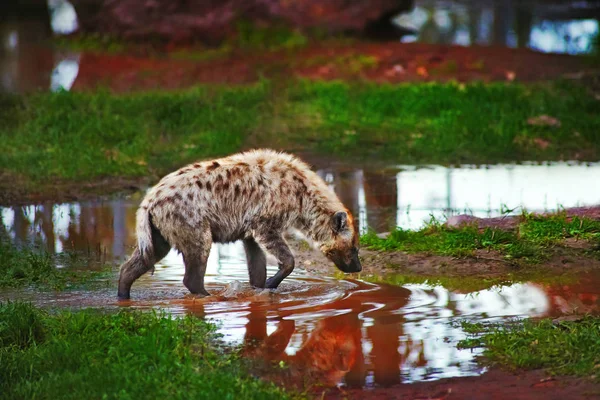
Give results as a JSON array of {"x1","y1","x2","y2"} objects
[
  {"x1": 180, "y1": 222, "x2": 213, "y2": 297},
  {"x1": 117, "y1": 239, "x2": 170, "y2": 300},
  {"x1": 255, "y1": 232, "x2": 295, "y2": 289},
  {"x1": 243, "y1": 238, "x2": 267, "y2": 288}
]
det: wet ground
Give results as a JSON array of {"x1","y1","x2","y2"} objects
[{"x1": 2, "y1": 161, "x2": 600, "y2": 391}]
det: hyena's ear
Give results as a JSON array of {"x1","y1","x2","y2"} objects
[{"x1": 331, "y1": 211, "x2": 348, "y2": 233}]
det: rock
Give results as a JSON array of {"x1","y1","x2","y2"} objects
[
  {"x1": 445, "y1": 214, "x2": 482, "y2": 228},
  {"x1": 69, "y1": 0, "x2": 414, "y2": 44}
]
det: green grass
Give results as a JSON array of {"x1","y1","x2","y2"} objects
[
  {"x1": 1, "y1": 81, "x2": 599, "y2": 186},
  {"x1": 0, "y1": 84, "x2": 268, "y2": 182},
  {"x1": 457, "y1": 317, "x2": 600, "y2": 380},
  {"x1": 360, "y1": 213, "x2": 600, "y2": 262},
  {"x1": 0, "y1": 236, "x2": 112, "y2": 290},
  {"x1": 0, "y1": 302, "x2": 294, "y2": 399}
]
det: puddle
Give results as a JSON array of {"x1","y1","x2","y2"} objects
[
  {"x1": 397, "y1": 0, "x2": 599, "y2": 54},
  {"x1": 2, "y1": 160, "x2": 600, "y2": 387},
  {"x1": 3, "y1": 243, "x2": 600, "y2": 387},
  {"x1": 2, "y1": 161, "x2": 600, "y2": 247}
]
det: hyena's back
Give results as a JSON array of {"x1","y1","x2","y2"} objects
[{"x1": 138, "y1": 149, "x2": 341, "y2": 253}]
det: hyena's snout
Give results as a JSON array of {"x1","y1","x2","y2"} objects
[{"x1": 332, "y1": 248, "x2": 362, "y2": 273}]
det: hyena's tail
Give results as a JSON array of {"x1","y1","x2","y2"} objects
[
  {"x1": 118, "y1": 205, "x2": 169, "y2": 299},
  {"x1": 136, "y1": 205, "x2": 155, "y2": 267}
]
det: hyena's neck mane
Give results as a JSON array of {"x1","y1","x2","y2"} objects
[{"x1": 294, "y1": 168, "x2": 344, "y2": 245}]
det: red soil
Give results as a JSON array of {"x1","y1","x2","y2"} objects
[{"x1": 70, "y1": 42, "x2": 595, "y2": 92}]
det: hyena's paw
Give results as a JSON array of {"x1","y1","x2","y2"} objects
[
  {"x1": 190, "y1": 289, "x2": 211, "y2": 297},
  {"x1": 265, "y1": 277, "x2": 280, "y2": 289}
]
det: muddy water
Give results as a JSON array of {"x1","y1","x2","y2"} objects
[
  {"x1": 2, "y1": 161, "x2": 600, "y2": 387},
  {"x1": 4, "y1": 246, "x2": 600, "y2": 387}
]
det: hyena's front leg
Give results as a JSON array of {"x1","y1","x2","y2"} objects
[
  {"x1": 243, "y1": 238, "x2": 267, "y2": 288},
  {"x1": 256, "y1": 232, "x2": 295, "y2": 289}
]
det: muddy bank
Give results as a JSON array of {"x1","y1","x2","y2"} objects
[
  {"x1": 290, "y1": 231, "x2": 600, "y2": 283},
  {"x1": 0, "y1": 173, "x2": 148, "y2": 207},
  {"x1": 322, "y1": 369, "x2": 600, "y2": 400}
]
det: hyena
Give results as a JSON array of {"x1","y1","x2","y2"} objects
[{"x1": 117, "y1": 149, "x2": 362, "y2": 299}]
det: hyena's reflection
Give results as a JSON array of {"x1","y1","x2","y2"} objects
[{"x1": 242, "y1": 307, "x2": 364, "y2": 387}]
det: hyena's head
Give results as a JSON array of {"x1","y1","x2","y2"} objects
[{"x1": 320, "y1": 210, "x2": 362, "y2": 273}]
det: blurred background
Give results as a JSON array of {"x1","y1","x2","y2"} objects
[{"x1": 1, "y1": 0, "x2": 599, "y2": 93}]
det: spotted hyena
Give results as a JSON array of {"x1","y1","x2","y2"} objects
[{"x1": 117, "y1": 149, "x2": 362, "y2": 299}]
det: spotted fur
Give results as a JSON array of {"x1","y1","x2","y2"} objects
[{"x1": 117, "y1": 149, "x2": 361, "y2": 299}]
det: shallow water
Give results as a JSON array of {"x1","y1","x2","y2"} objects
[
  {"x1": 2, "y1": 161, "x2": 600, "y2": 387},
  {"x1": 398, "y1": 0, "x2": 599, "y2": 54},
  {"x1": 4, "y1": 244, "x2": 600, "y2": 387},
  {"x1": 2, "y1": 161, "x2": 600, "y2": 249}
]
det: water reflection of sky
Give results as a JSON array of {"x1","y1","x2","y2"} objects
[
  {"x1": 2, "y1": 162, "x2": 600, "y2": 251},
  {"x1": 397, "y1": 0, "x2": 599, "y2": 54},
  {"x1": 48, "y1": 0, "x2": 78, "y2": 35}
]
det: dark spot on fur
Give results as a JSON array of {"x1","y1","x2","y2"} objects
[
  {"x1": 177, "y1": 170, "x2": 185, "y2": 176},
  {"x1": 237, "y1": 162, "x2": 249, "y2": 167},
  {"x1": 223, "y1": 182, "x2": 230, "y2": 190},
  {"x1": 169, "y1": 185, "x2": 176, "y2": 190},
  {"x1": 226, "y1": 169, "x2": 232, "y2": 179},
  {"x1": 215, "y1": 174, "x2": 223, "y2": 182},
  {"x1": 174, "y1": 193, "x2": 183, "y2": 202},
  {"x1": 196, "y1": 181, "x2": 203, "y2": 190},
  {"x1": 234, "y1": 185, "x2": 241, "y2": 197},
  {"x1": 206, "y1": 182, "x2": 212, "y2": 191},
  {"x1": 241, "y1": 188, "x2": 247, "y2": 197},
  {"x1": 156, "y1": 189, "x2": 163, "y2": 196},
  {"x1": 187, "y1": 192, "x2": 194, "y2": 201},
  {"x1": 193, "y1": 163, "x2": 201, "y2": 168},
  {"x1": 207, "y1": 161, "x2": 220, "y2": 171}
]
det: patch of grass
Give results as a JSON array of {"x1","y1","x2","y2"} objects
[
  {"x1": 0, "y1": 84, "x2": 268, "y2": 182},
  {"x1": 457, "y1": 317, "x2": 600, "y2": 380},
  {"x1": 54, "y1": 34, "x2": 126, "y2": 53},
  {"x1": 519, "y1": 213, "x2": 600, "y2": 245},
  {"x1": 332, "y1": 54, "x2": 379, "y2": 74},
  {"x1": 0, "y1": 302, "x2": 295, "y2": 399},
  {"x1": 360, "y1": 223, "x2": 519, "y2": 258},
  {"x1": 170, "y1": 45, "x2": 233, "y2": 62},
  {"x1": 0, "y1": 237, "x2": 112, "y2": 290},
  {"x1": 1, "y1": 81, "x2": 599, "y2": 186},
  {"x1": 280, "y1": 80, "x2": 600, "y2": 163},
  {"x1": 234, "y1": 21, "x2": 308, "y2": 51},
  {"x1": 361, "y1": 213, "x2": 600, "y2": 263}
]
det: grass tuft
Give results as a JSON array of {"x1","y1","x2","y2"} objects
[
  {"x1": 361, "y1": 213, "x2": 600, "y2": 263},
  {"x1": 0, "y1": 302, "x2": 294, "y2": 399},
  {"x1": 0, "y1": 237, "x2": 112, "y2": 290},
  {"x1": 458, "y1": 317, "x2": 600, "y2": 380}
]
